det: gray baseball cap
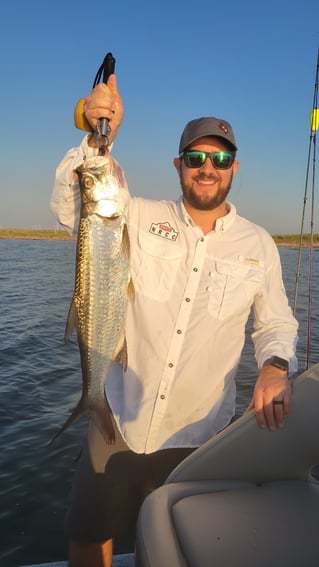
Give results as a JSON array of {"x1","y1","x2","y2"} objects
[{"x1": 179, "y1": 117, "x2": 238, "y2": 153}]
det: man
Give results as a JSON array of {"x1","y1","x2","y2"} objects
[{"x1": 51, "y1": 75, "x2": 298, "y2": 567}]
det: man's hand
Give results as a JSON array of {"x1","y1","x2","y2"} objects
[
  {"x1": 85, "y1": 75, "x2": 124, "y2": 146},
  {"x1": 244, "y1": 365, "x2": 292, "y2": 431}
]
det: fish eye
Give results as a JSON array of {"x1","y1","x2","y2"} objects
[{"x1": 83, "y1": 175, "x2": 95, "y2": 189}]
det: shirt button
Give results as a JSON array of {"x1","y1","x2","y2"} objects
[
  {"x1": 185, "y1": 297, "x2": 191, "y2": 302},
  {"x1": 193, "y1": 267, "x2": 198, "y2": 272},
  {"x1": 168, "y1": 362, "x2": 174, "y2": 368},
  {"x1": 200, "y1": 237, "x2": 204, "y2": 242},
  {"x1": 160, "y1": 394, "x2": 165, "y2": 400},
  {"x1": 177, "y1": 329, "x2": 182, "y2": 334}
]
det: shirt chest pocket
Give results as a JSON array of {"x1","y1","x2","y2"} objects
[
  {"x1": 207, "y1": 259, "x2": 264, "y2": 320},
  {"x1": 132, "y1": 231, "x2": 185, "y2": 302}
]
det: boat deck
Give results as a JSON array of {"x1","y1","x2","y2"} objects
[{"x1": 21, "y1": 554, "x2": 134, "y2": 567}]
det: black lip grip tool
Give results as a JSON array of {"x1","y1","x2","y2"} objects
[
  {"x1": 73, "y1": 52, "x2": 116, "y2": 155},
  {"x1": 95, "y1": 52, "x2": 115, "y2": 154}
]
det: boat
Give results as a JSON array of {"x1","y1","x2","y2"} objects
[{"x1": 135, "y1": 363, "x2": 319, "y2": 566}]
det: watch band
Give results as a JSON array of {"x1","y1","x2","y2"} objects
[{"x1": 263, "y1": 356, "x2": 289, "y2": 372}]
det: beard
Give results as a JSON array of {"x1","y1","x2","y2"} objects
[{"x1": 180, "y1": 171, "x2": 233, "y2": 211}]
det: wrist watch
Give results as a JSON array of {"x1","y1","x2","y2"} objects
[{"x1": 263, "y1": 356, "x2": 289, "y2": 372}]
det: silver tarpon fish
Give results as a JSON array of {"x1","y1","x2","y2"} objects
[{"x1": 50, "y1": 154, "x2": 132, "y2": 445}]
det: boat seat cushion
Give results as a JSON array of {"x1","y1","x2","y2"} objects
[{"x1": 136, "y1": 479, "x2": 319, "y2": 567}]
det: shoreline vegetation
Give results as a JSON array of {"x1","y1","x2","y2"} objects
[
  {"x1": 0, "y1": 228, "x2": 75, "y2": 241},
  {"x1": 0, "y1": 229, "x2": 319, "y2": 247}
]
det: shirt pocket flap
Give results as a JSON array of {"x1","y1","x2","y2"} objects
[
  {"x1": 138, "y1": 230, "x2": 184, "y2": 260},
  {"x1": 215, "y1": 260, "x2": 264, "y2": 282}
]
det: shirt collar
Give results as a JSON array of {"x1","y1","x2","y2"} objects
[{"x1": 177, "y1": 197, "x2": 237, "y2": 233}]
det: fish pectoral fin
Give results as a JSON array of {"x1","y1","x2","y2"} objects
[
  {"x1": 92, "y1": 399, "x2": 116, "y2": 445},
  {"x1": 64, "y1": 299, "x2": 78, "y2": 341},
  {"x1": 121, "y1": 223, "x2": 130, "y2": 261},
  {"x1": 128, "y1": 277, "x2": 135, "y2": 301},
  {"x1": 115, "y1": 337, "x2": 128, "y2": 371}
]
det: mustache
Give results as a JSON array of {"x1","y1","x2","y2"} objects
[{"x1": 193, "y1": 172, "x2": 219, "y2": 182}]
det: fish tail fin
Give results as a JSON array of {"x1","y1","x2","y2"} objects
[
  {"x1": 64, "y1": 299, "x2": 78, "y2": 342},
  {"x1": 92, "y1": 398, "x2": 116, "y2": 445},
  {"x1": 48, "y1": 395, "x2": 87, "y2": 447}
]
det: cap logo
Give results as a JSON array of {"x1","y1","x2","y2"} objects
[{"x1": 218, "y1": 122, "x2": 229, "y2": 134}]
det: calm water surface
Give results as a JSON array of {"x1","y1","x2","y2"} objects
[{"x1": 1, "y1": 239, "x2": 318, "y2": 567}]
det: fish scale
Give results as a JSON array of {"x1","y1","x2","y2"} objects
[
  {"x1": 50, "y1": 155, "x2": 131, "y2": 446},
  {"x1": 76, "y1": 215, "x2": 128, "y2": 383}
]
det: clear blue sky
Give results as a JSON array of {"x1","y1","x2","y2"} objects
[{"x1": 1, "y1": 0, "x2": 318, "y2": 234}]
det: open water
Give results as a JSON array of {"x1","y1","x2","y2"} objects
[{"x1": 1, "y1": 239, "x2": 319, "y2": 567}]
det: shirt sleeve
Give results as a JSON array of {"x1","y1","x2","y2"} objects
[
  {"x1": 50, "y1": 136, "x2": 127, "y2": 235},
  {"x1": 251, "y1": 237, "x2": 299, "y2": 376}
]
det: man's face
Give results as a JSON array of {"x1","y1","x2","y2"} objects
[{"x1": 174, "y1": 136, "x2": 239, "y2": 211}]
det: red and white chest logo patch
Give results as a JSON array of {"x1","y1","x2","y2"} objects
[{"x1": 149, "y1": 221, "x2": 179, "y2": 241}]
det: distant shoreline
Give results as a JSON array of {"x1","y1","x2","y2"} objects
[
  {"x1": 0, "y1": 229, "x2": 75, "y2": 241},
  {"x1": 0, "y1": 229, "x2": 319, "y2": 247}
]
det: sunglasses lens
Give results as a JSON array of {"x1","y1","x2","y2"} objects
[
  {"x1": 183, "y1": 151, "x2": 235, "y2": 169},
  {"x1": 212, "y1": 152, "x2": 234, "y2": 169},
  {"x1": 183, "y1": 151, "x2": 206, "y2": 168}
]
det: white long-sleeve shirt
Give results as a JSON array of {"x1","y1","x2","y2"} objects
[{"x1": 51, "y1": 136, "x2": 298, "y2": 453}]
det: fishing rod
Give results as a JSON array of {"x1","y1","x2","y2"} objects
[
  {"x1": 73, "y1": 52, "x2": 116, "y2": 155},
  {"x1": 293, "y1": 47, "x2": 319, "y2": 369}
]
